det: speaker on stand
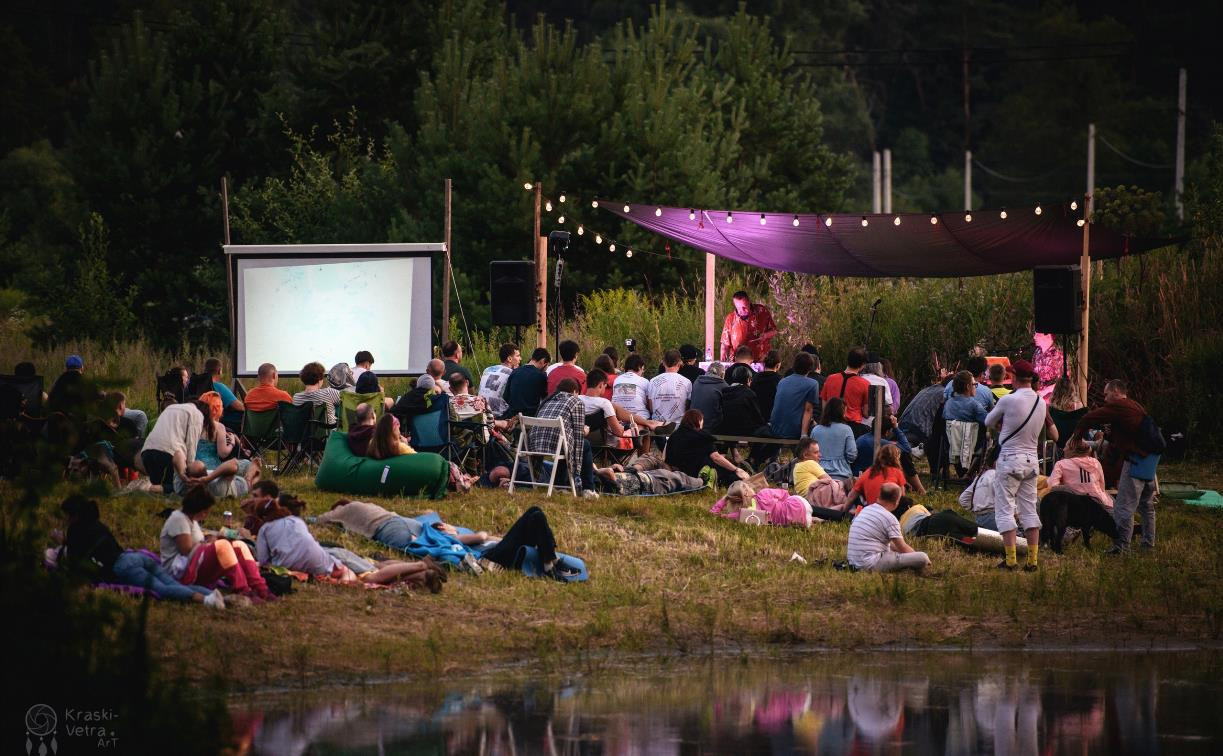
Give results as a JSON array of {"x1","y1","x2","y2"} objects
[
  {"x1": 1033, "y1": 266, "x2": 1082, "y2": 335},
  {"x1": 490, "y1": 261, "x2": 536, "y2": 344}
]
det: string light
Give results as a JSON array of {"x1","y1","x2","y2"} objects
[
  {"x1": 726, "y1": 211, "x2": 733, "y2": 224},
  {"x1": 558, "y1": 194, "x2": 566, "y2": 203},
  {"x1": 1077, "y1": 219, "x2": 1086, "y2": 227},
  {"x1": 1070, "y1": 200, "x2": 1078, "y2": 211},
  {"x1": 655, "y1": 207, "x2": 662, "y2": 217},
  {"x1": 591, "y1": 200, "x2": 599, "y2": 208},
  {"x1": 609, "y1": 243, "x2": 616, "y2": 251},
  {"x1": 1035, "y1": 205, "x2": 1042, "y2": 215},
  {"x1": 792, "y1": 215, "x2": 800, "y2": 227},
  {"x1": 577, "y1": 225, "x2": 584, "y2": 235},
  {"x1": 893, "y1": 216, "x2": 901, "y2": 226},
  {"x1": 626, "y1": 249, "x2": 633, "y2": 258},
  {"x1": 930, "y1": 215, "x2": 939, "y2": 225},
  {"x1": 861, "y1": 216, "x2": 869, "y2": 227},
  {"x1": 1000, "y1": 208, "x2": 1008, "y2": 219},
  {"x1": 623, "y1": 204, "x2": 631, "y2": 213},
  {"x1": 964, "y1": 213, "x2": 973, "y2": 222},
  {"x1": 557, "y1": 215, "x2": 565, "y2": 224},
  {"x1": 824, "y1": 217, "x2": 832, "y2": 227},
  {"x1": 545, "y1": 200, "x2": 553, "y2": 212},
  {"x1": 523, "y1": 182, "x2": 534, "y2": 191},
  {"x1": 759, "y1": 214, "x2": 767, "y2": 225},
  {"x1": 689, "y1": 209, "x2": 696, "y2": 221},
  {"x1": 595, "y1": 234, "x2": 602, "y2": 244}
]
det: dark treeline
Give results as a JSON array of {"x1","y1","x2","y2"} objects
[{"x1": 1, "y1": 0, "x2": 1219, "y2": 349}]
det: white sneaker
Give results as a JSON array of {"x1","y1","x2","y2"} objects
[
  {"x1": 581, "y1": 489, "x2": 601, "y2": 499},
  {"x1": 203, "y1": 589, "x2": 226, "y2": 610},
  {"x1": 912, "y1": 444, "x2": 926, "y2": 460},
  {"x1": 462, "y1": 552, "x2": 484, "y2": 575}
]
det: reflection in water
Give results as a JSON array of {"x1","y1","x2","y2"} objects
[{"x1": 232, "y1": 652, "x2": 1222, "y2": 755}]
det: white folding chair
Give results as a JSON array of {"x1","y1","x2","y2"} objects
[{"x1": 508, "y1": 415, "x2": 578, "y2": 497}]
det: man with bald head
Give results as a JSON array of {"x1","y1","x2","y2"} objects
[
  {"x1": 426, "y1": 359, "x2": 451, "y2": 394},
  {"x1": 846, "y1": 482, "x2": 930, "y2": 573},
  {"x1": 243, "y1": 363, "x2": 292, "y2": 412}
]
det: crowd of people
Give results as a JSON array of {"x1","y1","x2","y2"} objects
[{"x1": 4, "y1": 288, "x2": 1169, "y2": 607}]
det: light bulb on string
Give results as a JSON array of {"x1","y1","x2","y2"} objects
[
  {"x1": 964, "y1": 213, "x2": 973, "y2": 222},
  {"x1": 557, "y1": 215, "x2": 565, "y2": 224},
  {"x1": 1000, "y1": 208, "x2": 1008, "y2": 219},
  {"x1": 824, "y1": 217, "x2": 832, "y2": 227},
  {"x1": 1077, "y1": 219, "x2": 1086, "y2": 227},
  {"x1": 544, "y1": 201, "x2": 552, "y2": 212},
  {"x1": 591, "y1": 200, "x2": 599, "y2": 208},
  {"x1": 792, "y1": 215, "x2": 800, "y2": 227},
  {"x1": 609, "y1": 243, "x2": 616, "y2": 252},
  {"x1": 893, "y1": 216, "x2": 901, "y2": 226},
  {"x1": 558, "y1": 194, "x2": 566, "y2": 203},
  {"x1": 626, "y1": 249, "x2": 633, "y2": 258},
  {"x1": 759, "y1": 214, "x2": 767, "y2": 226},
  {"x1": 1035, "y1": 205, "x2": 1042, "y2": 215},
  {"x1": 623, "y1": 204, "x2": 631, "y2": 213},
  {"x1": 930, "y1": 215, "x2": 939, "y2": 225},
  {"x1": 523, "y1": 182, "x2": 534, "y2": 191},
  {"x1": 689, "y1": 209, "x2": 696, "y2": 221},
  {"x1": 577, "y1": 225, "x2": 584, "y2": 235},
  {"x1": 655, "y1": 207, "x2": 662, "y2": 217},
  {"x1": 595, "y1": 234, "x2": 602, "y2": 244},
  {"x1": 861, "y1": 216, "x2": 869, "y2": 227},
  {"x1": 1070, "y1": 200, "x2": 1078, "y2": 211}
]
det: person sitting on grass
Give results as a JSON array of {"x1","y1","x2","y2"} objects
[
  {"x1": 851, "y1": 414, "x2": 926, "y2": 495},
  {"x1": 846, "y1": 482, "x2": 930, "y2": 573},
  {"x1": 141, "y1": 401, "x2": 207, "y2": 493},
  {"x1": 809, "y1": 397, "x2": 857, "y2": 484},
  {"x1": 793, "y1": 437, "x2": 831, "y2": 496},
  {"x1": 176, "y1": 391, "x2": 262, "y2": 497},
  {"x1": 665, "y1": 409, "x2": 750, "y2": 487},
  {"x1": 958, "y1": 456, "x2": 1000, "y2": 531},
  {"x1": 240, "y1": 479, "x2": 280, "y2": 536},
  {"x1": 159, "y1": 486, "x2": 271, "y2": 600},
  {"x1": 366, "y1": 414, "x2": 415, "y2": 459},
  {"x1": 710, "y1": 479, "x2": 813, "y2": 528},
  {"x1": 1047, "y1": 437, "x2": 1113, "y2": 509},
  {"x1": 58, "y1": 495, "x2": 225, "y2": 609},
  {"x1": 254, "y1": 495, "x2": 444, "y2": 592},
  {"x1": 293, "y1": 361, "x2": 342, "y2": 426},
  {"x1": 850, "y1": 445, "x2": 908, "y2": 509}
]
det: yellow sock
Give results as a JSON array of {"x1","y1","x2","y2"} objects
[
  {"x1": 1005, "y1": 545, "x2": 1017, "y2": 567},
  {"x1": 1027, "y1": 543, "x2": 1039, "y2": 567}
]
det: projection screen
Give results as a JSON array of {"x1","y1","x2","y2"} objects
[{"x1": 225, "y1": 244, "x2": 439, "y2": 377}]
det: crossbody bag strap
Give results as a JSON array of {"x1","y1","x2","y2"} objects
[
  {"x1": 838, "y1": 372, "x2": 853, "y2": 399},
  {"x1": 999, "y1": 395, "x2": 1041, "y2": 449}
]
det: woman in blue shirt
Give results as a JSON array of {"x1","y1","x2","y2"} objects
[{"x1": 809, "y1": 397, "x2": 857, "y2": 481}]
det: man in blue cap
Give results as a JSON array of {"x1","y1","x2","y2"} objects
[{"x1": 47, "y1": 355, "x2": 148, "y2": 437}]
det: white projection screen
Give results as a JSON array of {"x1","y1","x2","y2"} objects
[{"x1": 226, "y1": 245, "x2": 438, "y2": 376}]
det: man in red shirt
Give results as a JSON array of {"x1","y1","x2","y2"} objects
[
  {"x1": 243, "y1": 363, "x2": 292, "y2": 412},
  {"x1": 719, "y1": 291, "x2": 777, "y2": 362},
  {"x1": 819, "y1": 347, "x2": 872, "y2": 435},
  {"x1": 546, "y1": 340, "x2": 587, "y2": 395}
]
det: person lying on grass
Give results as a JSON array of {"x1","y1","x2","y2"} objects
[
  {"x1": 55, "y1": 495, "x2": 226, "y2": 609},
  {"x1": 254, "y1": 495, "x2": 444, "y2": 592},
  {"x1": 846, "y1": 482, "x2": 930, "y2": 574},
  {"x1": 240, "y1": 479, "x2": 279, "y2": 536},
  {"x1": 710, "y1": 479, "x2": 813, "y2": 527},
  {"x1": 594, "y1": 464, "x2": 704, "y2": 495}
]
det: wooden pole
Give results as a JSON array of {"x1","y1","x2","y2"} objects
[
  {"x1": 221, "y1": 176, "x2": 236, "y2": 380},
  {"x1": 533, "y1": 183, "x2": 547, "y2": 350},
  {"x1": 442, "y1": 178, "x2": 452, "y2": 345},
  {"x1": 1078, "y1": 194, "x2": 1092, "y2": 403},
  {"x1": 872, "y1": 386, "x2": 883, "y2": 456},
  {"x1": 964, "y1": 150, "x2": 972, "y2": 211},
  {"x1": 872, "y1": 151, "x2": 882, "y2": 214},
  {"x1": 705, "y1": 253, "x2": 716, "y2": 360},
  {"x1": 1175, "y1": 68, "x2": 1187, "y2": 221},
  {"x1": 883, "y1": 148, "x2": 892, "y2": 214}
]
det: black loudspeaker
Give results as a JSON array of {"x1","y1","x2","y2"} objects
[
  {"x1": 1033, "y1": 266, "x2": 1082, "y2": 334},
  {"x1": 490, "y1": 261, "x2": 536, "y2": 326}
]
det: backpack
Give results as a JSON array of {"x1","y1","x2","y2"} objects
[
  {"x1": 764, "y1": 458, "x2": 797, "y2": 488},
  {"x1": 1136, "y1": 414, "x2": 1166, "y2": 455}
]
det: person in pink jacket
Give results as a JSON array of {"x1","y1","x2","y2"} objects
[
  {"x1": 711, "y1": 480, "x2": 812, "y2": 528},
  {"x1": 1046, "y1": 438, "x2": 1113, "y2": 509}
]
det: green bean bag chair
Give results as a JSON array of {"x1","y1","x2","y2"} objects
[{"x1": 314, "y1": 430, "x2": 449, "y2": 499}]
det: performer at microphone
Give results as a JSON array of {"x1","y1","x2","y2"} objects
[{"x1": 719, "y1": 290, "x2": 777, "y2": 362}]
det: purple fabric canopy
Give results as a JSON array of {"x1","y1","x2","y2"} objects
[{"x1": 598, "y1": 203, "x2": 1160, "y2": 277}]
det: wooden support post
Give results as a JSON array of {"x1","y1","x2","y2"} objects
[
  {"x1": 221, "y1": 176, "x2": 236, "y2": 381},
  {"x1": 533, "y1": 182, "x2": 547, "y2": 349},
  {"x1": 705, "y1": 253, "x2": 716, "y2": 360},
  {"x1": 441, "y1": 178, "x2": 452, "y2": 345},
  {"x1": 1078, "y1": 198, "x2": 1091, "y2": 403},
  {"x1": 872, "y1": 386, "x2": 883, "y2": 456}
]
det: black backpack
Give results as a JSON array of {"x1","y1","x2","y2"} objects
[{"x1": 1136, "y1": 414, "x2": 1166, "y2": 455}]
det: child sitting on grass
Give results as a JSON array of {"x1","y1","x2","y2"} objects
[
  {"x1": 1046, "y1": 437, "x2": 1113, "y2": 509},
  {"x1": 846, "y1": 482, "x2": 930, "y2": 573}
]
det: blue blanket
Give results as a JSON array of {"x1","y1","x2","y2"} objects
[{"x1": 411, "y1": 512, "x2": 588, "y2": 581}]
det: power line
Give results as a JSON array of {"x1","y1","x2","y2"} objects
[{"x1": 1097, "y1": 133, "x2": 1173, "y2": 170}]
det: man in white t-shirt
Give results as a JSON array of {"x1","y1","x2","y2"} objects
[
  {"x1": 580, "y1": 369, "x2": 659, "y2": 442},
  {"x1": 611, "y1": 353, "x2": 651, "y2": 418},
  {"x1": 647, "y1": 349, "x2": 692, "y2": 425},
  {"x1": 477, "y1": 343, "x2": 520, "y2": 417},
  {"x1": 984, "y1": 359, "x2": 1058, "y2": 571},
  {"x1": 846, "y1": 483, "x2": 930, "y2": 573},
  {"x1": 859, "y1": 354, "x2": 894, "y2": 425}
]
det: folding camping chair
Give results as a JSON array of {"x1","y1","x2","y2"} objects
[
  {"x1": 339, "y1": 391, "x2": 384, "y2": 432},
  {"x1": 408, "y1": 392, "x2": 460, "y2": 460},
  {"x1": 508, "y1": 415, "x2": 578, "y2": 497},
  {"x1": 240, "y1": 406, "x2": 283, "y2": 469},
  {"x1": 277, "y1": 401, "x2": 333, "y2": 475}
]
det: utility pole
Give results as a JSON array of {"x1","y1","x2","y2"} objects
[
  {"x1": 883, "y1": 149, "x2": 893, "y2": 214},
  {"x1": 1175, "y1": 68, "x2": 1187, "y2": 221},
  {"x1": 872, "y1": 151, "x2": 882, "y2": 214}
]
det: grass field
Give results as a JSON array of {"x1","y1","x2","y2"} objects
[{"x1": 25, "y1": 457, "x2": 1223, "y2": 691}]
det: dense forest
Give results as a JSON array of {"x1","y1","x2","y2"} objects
[{"x1": 2, "y1": 0, "x2": 1219, "y2": 349}]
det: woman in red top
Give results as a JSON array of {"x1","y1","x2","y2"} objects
[{"x1": 851, "y1": 444, "x2": 908, "y2": 505}]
